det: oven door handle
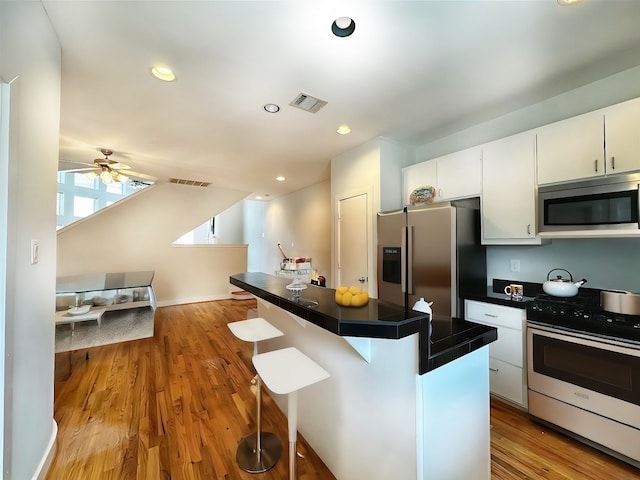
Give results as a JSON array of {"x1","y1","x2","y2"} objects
[{"x1": 527, "y1": 323, "x2": 640, "y2": 356}]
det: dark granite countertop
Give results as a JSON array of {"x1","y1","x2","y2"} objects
[
  {"x1": 465, "y1": 288, "x2": 534, "y2": 309},
  {"x1": 230, "y1": 272, "x2": 497, "y2": 375}
]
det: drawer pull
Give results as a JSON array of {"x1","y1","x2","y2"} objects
[
  {"x1": 489, "y1": 367, "x2": 499, "y2": 372},
  {"x1": 484, "y1": 313, "x2": 498, "y2": 318}
]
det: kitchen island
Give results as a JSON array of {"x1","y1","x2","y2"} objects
[{"x1": 230, "y1": 272, "x2": 497, "y2": 480}]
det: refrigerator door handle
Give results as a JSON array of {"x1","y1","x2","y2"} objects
[
  {"x1": 401, "y1": 227, "x2": 407, "y2": 293},
  {"x1": 406, "y1": 226, "x2": 413, "y2": 294}
]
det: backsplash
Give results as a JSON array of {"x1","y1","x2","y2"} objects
[{"x1": 487, "y1": 238, "x2": 640, "y2": 293}]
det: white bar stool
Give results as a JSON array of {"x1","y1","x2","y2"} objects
[
  {"x1": 228, "y1": 317, "x2": 284, "y2": 473},
  {"x1": 253, "y1": 347, "x2": 330, "y2": 480}
]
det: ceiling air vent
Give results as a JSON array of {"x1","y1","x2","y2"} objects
[
  {"x1": 169, "y1": 178, "x2": 211, "y2": 187},
  {"x1": 289, "y1": 93, "x2": 327, "y2": 113}
]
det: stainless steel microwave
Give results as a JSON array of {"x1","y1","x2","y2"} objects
[{"x1": 538, "y1": 173, "x2": 640, "y2": 232}]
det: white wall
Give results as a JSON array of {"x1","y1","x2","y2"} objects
[
  {"x1": 244, "y1": 200, "x2": 267, "y2": 272},
  {"x1": 57, "y1": 183, "x2": 250, "y2": 304},
  {"x1": 214, "y1": 200, "x2": 244, "y2": 244},
  {"x1": 487, "y1": 239, "x2": 640, "y2": 292},
  {"x1": 0, "y1": 2, "x2": 60, "y2": 477},
  {"x1": 415, "y1": 65, "x2": 640, "y2": 163},
  {"x1": 258, "y1": 181, "x2": 331, "y2": 283}
]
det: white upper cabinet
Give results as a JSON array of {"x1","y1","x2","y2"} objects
[
  {"x1": 481, "y1": 132, "x2": 540, "y2": 244},
  {"x1": 402, "y1": 146, "x2": 481, "y2": 205},
  {"x1": 435, "y1": 147, "x2": 482, "y2": 201},
  {"x1": 536, "y1": 110, "x2": 605, "y2": 185},
  {"x1": 402, "y1": 158, "x2": 437, "y2": 205},
  {"x1": 603, "y1": 97, "x2": 640, "y2": 175}
]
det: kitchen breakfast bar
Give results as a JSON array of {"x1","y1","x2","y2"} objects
[{"x1": 230, "y1": 272, "x2": 497, "y2": 480}]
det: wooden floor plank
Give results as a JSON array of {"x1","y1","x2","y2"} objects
[{"x1": 47, "y1": 299, "x2": 639, "y2": 479}]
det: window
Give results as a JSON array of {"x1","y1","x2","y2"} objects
[
  {"x1": 73, "y1": 196, "x2": 95, "y2": 217},
  {"x1": 74, "y1": 173, "x2": 97, "y2": 189},
  {"x1": 106, "y1": 182, "x2": 123, "y2": 194},
  {"x1": 56, "y1": 171, "x2": 151, "y2": 228},
  {"x1": 57, "y1": 192, "x2": 64, "y2": 215}
]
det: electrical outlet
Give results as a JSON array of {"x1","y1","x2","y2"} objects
[{"x1": 510, "y1": 259, "x2": 521, "y2": 272}]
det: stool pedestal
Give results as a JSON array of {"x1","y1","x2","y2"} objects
[
  {"x1": 235, "y1": 371, "x2": 282, "y2": 473},
  {"x1": 253, "y1": 347, "x2": 330, "y2": 479},
  {"x1": 228, "y1": 318, "x2": 284, "y2": 473}
]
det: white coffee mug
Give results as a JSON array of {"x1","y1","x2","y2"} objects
[{"x1": 504, "y1": 284, "x2": 523, "y2": 299}]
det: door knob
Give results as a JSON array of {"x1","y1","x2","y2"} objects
[{"x1": 358, "y1": 276, "x2": 367, "y2": 283}]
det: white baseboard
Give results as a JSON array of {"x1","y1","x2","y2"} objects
[{"x1": 34, "y1": 419, "x2": 57, "y2": 480}]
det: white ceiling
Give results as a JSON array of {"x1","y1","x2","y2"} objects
[{"x1": 42, "y1": 0, "x2": 640, "y2": 199}]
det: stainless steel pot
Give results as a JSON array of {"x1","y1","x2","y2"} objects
[
  {"x1": 542, "y1": 268, "x2": 587, "y2": 297},
  {"x1": 601, "y1": 290, "x2": 640, "y2": 315}
]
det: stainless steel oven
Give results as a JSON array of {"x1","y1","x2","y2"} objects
[{"x1": 527, "y1": 324, "x2": 640, "y2": 467}]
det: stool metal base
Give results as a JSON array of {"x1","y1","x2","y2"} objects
[{"x1": 235, "y1": 431, "x2": 282, "y2": 473}]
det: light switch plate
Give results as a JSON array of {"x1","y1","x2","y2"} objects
[{"x1": 31, "y1": 240, "x2": 39, "y2": 265}]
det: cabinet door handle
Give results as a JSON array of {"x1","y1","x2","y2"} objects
[
  {"x1": 489, "y1": 367, "x2": 499, "y2": 372},
  {"x1": 484, "y1": 313, "x2": 498, "y2": 318},
  {"x1": 594, "y1": 159, "x2": 598, "y2": 172},
  {"x1": 438, "y1": 188, "x2": 443, "y2": 199},
  {"x1": 527, "y1": 224, "x2": 531, "y2": 235},
  {"x1": 611, "y1": 156, "x2": 615, "y2": 170}
]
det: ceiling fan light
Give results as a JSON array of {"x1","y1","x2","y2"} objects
[{"x1": 100, "y1": 169, "x2": 113, "y2": 184}]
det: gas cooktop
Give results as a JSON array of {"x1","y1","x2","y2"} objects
[{"x1": 526, "y1": 293, "x2": 640, "y2": 345}]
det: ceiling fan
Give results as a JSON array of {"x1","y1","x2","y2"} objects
[{"x1": 60, "y1": 148, "x2": 157, "y2": 185}]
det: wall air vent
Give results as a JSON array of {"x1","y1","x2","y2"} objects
[
  {"x1": 169, "y1": 178, "x2": 211, "y2": 187},
  {"x1": 289, "y1": 93, "x2": 328, "y2": 113}
]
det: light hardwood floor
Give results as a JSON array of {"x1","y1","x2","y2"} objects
[{"x1": 49, "y1": 299, "x2": 640, "y2": 479}]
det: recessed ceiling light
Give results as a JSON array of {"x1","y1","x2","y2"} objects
[
  {"x1": 337, "y1": 125, "x2": 351, "y2": 135},
  {"x1": 332, "y1": 17, "x2": 356, "y2": 37},
  {"x1": 276, "y1": 176, "x2": 285, "y2": 182},
  {"x1": 557, "y1": 0, "x2": 583, "y2": 5},
  {"x1": 263, "y1": 103, "x2": 280, "y2": 113},
  {"x1": 255, "y1": 195, "x2": 262, "y2": 200},
  {"x1": 151, "y1": 66, "x2": 175, "y2": 82}
]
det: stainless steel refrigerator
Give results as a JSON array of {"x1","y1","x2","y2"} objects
[{"x1": 377, "y1": 200, "x2": 486, "y2": 320}]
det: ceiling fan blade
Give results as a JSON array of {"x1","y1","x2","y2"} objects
[
  {"x1": 92, "y1": 158, "x2": 131, "y2": 169},
  {"x1": 63, "y1": 168, "x2": 101, "y2": 174},
  {"x1": 109, "y1": 162, "x2": 131, "y2": 170},
  {"x1": 58, "y1": 160, "x2": 97, "y2": 171}
]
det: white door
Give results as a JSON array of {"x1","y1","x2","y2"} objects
[{"x1": 337, "y1": 192, "x2": 369, "y2": 291}]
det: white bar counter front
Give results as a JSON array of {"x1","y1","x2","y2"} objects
[{"x1": 230, "y1": 272, "x2": 497, "y2": 480}]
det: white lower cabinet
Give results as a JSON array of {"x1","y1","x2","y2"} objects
[
  {"x1": 489, "y1": 358, "x2": 525, "y2": 406},
  {"x1": 465, "y1": 299, "x2": 527, "y2": 408}
]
